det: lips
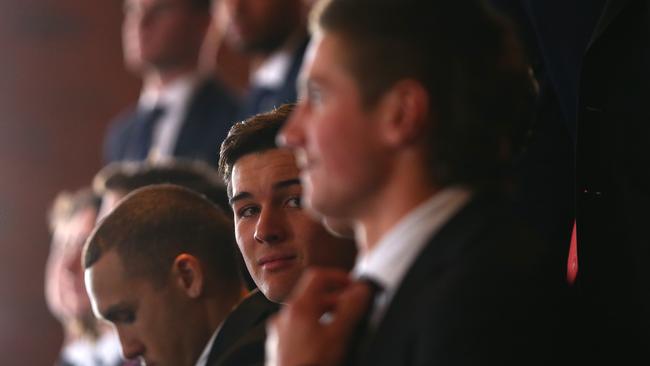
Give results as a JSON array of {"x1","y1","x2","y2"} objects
[{"x1": 257, "y1": 253, "x2": 298, "y2": 271}]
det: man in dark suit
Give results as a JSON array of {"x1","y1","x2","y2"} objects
[
  {"x1": 489, "y1": 0, "x2": 650, "y2": 361},
  {"x1": 212, "y1": 104, "x2": 357, "y2": 365},
  {"x1": 104, "y1": 0, "x2": 239, "y2": 165},
  {"x1": 84, "y1": 185, "x2": 246, "y2": 366},
  {"x1": 269, "y1": 0, "x2": 568, "y2": 365},
  {"x1": 221, "y1": 0, "x2": 308, "y2": 118}
]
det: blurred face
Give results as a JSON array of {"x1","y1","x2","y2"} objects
[
  {"x1": 45, "y1": 207, "x2": 97, "y2": 321},
  {"x1": 122, "y1": 0, "x2": 209, "y2": 72},
  {"x1": 278, "y1": 32, "x2": 390, "y2": 219},
  {"x1": 230, "y1": 148, "x2": 355, "y2": 303},
  {"x1": 86, "y1": 250, "x2": 198, "y2": 366},
  {"x1": 223, "y1": 0, "x2": 303, "y2": 54}
]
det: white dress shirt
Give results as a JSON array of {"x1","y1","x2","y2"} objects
[
  {"x1": 352, "y1": 186, "x2": 472, "y2": 326},
  {"x1": 138, "y1": 74, "x2": 202, "y2": 161},
  {"x1": 61, "y1": 330, "x2": 123, "y2": 366}
]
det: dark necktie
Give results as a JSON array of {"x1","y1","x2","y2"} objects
[
  {"x1": 344, "y1": 276, "x2": 383, "y2": 366},
  {"x1": 129, "y1": 105, "x2": 165, "y2": 160}
]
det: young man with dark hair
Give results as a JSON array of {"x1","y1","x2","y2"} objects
[
  {"x1": 204, "y1": 105, "x2": 357, "y2": 365},
  {"x1": 84, "y1": 185, "x2": 245, "y2": 366},
  {"x1": 269, "y1": 0, "x2": 567, "y2": 365},
  {"x1": 219, "y1": 104, "x2": 356, "y2": 304}
]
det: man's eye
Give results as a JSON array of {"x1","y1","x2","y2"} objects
[
  {"x1": 285, "y1": 196, "x2": 302, "y2": 208},
  {"x1": 238, "y1": 206, "x2": 259, "y2": 218},
  {"x1": 113, "y1": 311, "x2": 136, "y2": 324}
]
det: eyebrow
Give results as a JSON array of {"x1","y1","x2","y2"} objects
[
  {"x1": 102, "y1": 302, "x2": 133, "y2": 322},
  {"x1": 229, "y1": 178, "x2": 302, "y2": 205}
]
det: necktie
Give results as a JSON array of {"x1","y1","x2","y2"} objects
[
  {"x1": 129, "y1": 105, "x2": 165, "y2": 160},
  {"x1": 344, "y1": 277, "x2": 383, "y2": 366}
]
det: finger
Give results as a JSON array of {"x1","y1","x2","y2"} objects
[
  {"x1": 286, "y1": 268, "x2": 352, "y2": 306},
  {"x1": 329, "y1": 281, "x2": 374, "y2": 338}
]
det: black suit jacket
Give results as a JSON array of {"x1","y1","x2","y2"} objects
[
  {"x1": 104, "y1": 78, "x2": 239, "y2": 166},
  {"x1": 207, "y1": 290, "x2": 279, "y2": 366},
  {"x1": 490, "y1": 0, "x2": 650, "y2": 360},
  {"x1": 352, "y1": 193, "x2": 568, "y2": 366}
]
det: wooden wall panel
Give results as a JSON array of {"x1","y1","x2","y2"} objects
[{"x1": 0, "y1": 0, "x2": 140, "y2": 364}]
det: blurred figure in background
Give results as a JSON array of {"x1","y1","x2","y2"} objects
[
  {"x1": 104, "y1": 0, "x2": 239, "y2": 165},
  {"x1": 45, "y1": 188, "x2": 124, "y2": 366},
  {"x1": 221, "y1": 0, "x2": 309, "y2": 117},
  {"x1": 93, "y1": 159, "x2": 230, "y2": 220}
]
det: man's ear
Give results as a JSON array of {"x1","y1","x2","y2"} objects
[
  {"x1": 172, "y1": 253, "x2": 204, "y2": 299},
  {"x1": 376, "y1": 79, "x2": 431, "y2": 147}
]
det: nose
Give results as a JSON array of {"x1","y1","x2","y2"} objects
[
  {"x1": 253, "y1": 208, "x2": 287, "y2": 244},
  {"x1": 117, "y1": 328, "x2": 146, "y2": 361},
  {"x1": 277, "y1": 104, "x2": 306, "y2": 149}
]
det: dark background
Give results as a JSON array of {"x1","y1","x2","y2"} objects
[{"x1": 0, "y1": 0, "x2": 141, "y2": 363}]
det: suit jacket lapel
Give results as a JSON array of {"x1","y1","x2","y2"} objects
[
  {"x1": 206, "y1": 290, "x2": 278, "y2": 365},
  {"x1": 587, "y1": 0, "x2": 630, "y2": 50},
  {"x1": 357, "y1": 195, "x2": 491, "y2": 365}
]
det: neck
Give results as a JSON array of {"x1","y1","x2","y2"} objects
[{"x1": 354, "y1": 156, "x2": 439, "y2": 256}]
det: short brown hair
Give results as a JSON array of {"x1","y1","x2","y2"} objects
[
  {"x1": 311, "y1": 0, "x2": 533, "y2": 187},
  {"x1": 218, "y1": 104, "x2": 295, "y2": 197},
  {"x1": 83, "y1": 184, "x2": 241, "y2": 292}
]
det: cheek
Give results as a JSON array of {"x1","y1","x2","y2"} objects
[{"x1": 235, "y1": 223, "x2": 256, "y2": 269}]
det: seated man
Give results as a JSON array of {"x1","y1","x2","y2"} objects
[
  {"x1": 84, "y1": 185, "x2": 244, "y2": 366},
  {"x1": 45, "y1": 188, "x2": 123, "y2": 366},
  {"x1": 210, "y1": 104, "x2": 357, "y2": 364},
  {"x1": 270, "y1": 0, "x2": 568, "y2": 365}
]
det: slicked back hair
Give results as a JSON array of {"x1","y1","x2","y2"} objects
[
  {"x1": 218, "y1": 104, "x2": 295, "y2": 198},
  {"x1": 84, "y1": 184, "x2": 241, "y2": 294},
  {"x1": 311, "y1": 0, "x2": 534, "y2": 188}
]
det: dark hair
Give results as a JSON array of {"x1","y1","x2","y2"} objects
[
  {"x1": 93, "y1": 159, "x2": 229, "y2": 213},
  {"x1": 312, "y1": 0, "x2": 534, "y2": 187},
  {"x1": 218, "y1": 104, "x2": 295, "y2": 197},
  {"x1": 48, "y1": 188, "x2": 101, "y2": 232},
  {"x1": 83, "y1": 184, "x2": 241, "y2": 293},
  {"x1": 189, "y1": 0, "x2": 212, "y2": 12}
]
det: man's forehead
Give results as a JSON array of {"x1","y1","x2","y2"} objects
[{"x1": 231, "y1": 150, "x2": 301, "y2": 198}]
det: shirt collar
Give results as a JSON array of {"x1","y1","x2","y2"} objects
[
  {"x1": 250, "y1": 35, "x2": 305, "y2": 89},
  {"x1": 353, "y1": 186, "x2": 472, "y2": 303},
  {"x1": 194, "y1": 325, "x2": 222, "y2": 366},
  {"x1": 138, "y1": 73, "x2": 201, "y2": 111}
]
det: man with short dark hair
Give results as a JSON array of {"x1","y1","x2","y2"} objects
[
  {"x1": 105, "y1": 0, "x2": 239, "y2": 164},
  {"x1": 84, "y1": 185, "x2": 244, "y2": 366},
  {"x1": 208, "y1": 104, "x2": 356, "y2": 365},
  {"x1": 269, "y1": 0, "x2": 566, "y2": 365}
]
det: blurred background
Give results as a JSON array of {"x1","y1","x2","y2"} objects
[{"x1": 0, "y1": 1, "x2": 136, "y2": 363}]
